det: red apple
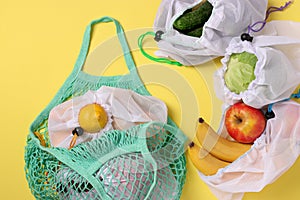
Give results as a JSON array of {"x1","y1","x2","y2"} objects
[{"x1": 225, "y1": 102, "x2": 266, "y2": 143}]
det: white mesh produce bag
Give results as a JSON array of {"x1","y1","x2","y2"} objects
[
  {"x1": 48, "y1": 86, "x2": 167, "y2": 148},
  {"x1": 153, "y1": 0, "x2": 267, "y2": 65},
  {"x1": 198, "y1": 100, "x2": 300, "y2": 200},
  {"x1": 214, "y1": 21, "x2": 300, "y2": 108}
]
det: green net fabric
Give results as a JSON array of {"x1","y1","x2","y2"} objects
[{"x1": 24, "y1": 16, "x2": 187, "y2": 200}]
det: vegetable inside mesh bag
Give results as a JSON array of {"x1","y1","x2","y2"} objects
[
  {"x1": 153, "y1": 0, "x2": 267, "y2": 65},
  {"x1": 214, "y1": 21, "x2": 300, "y2": 108},
  {"x1": 198, "y1": 100, "x2": 300, "y2": 200}
]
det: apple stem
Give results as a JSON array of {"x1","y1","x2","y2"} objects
[{"x1": 234, "y1": 115, "x2": 243, "y2": 124}]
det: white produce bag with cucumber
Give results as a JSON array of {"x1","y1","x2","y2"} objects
[{"x1": 152, "y1": 0, "x2": 268, "y2": 65}]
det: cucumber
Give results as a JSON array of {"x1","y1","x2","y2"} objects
[
  {"x1": 186, "y1": 27, "x2": 203, "y2": 37},
  {"x1": 173, "y1": 1, "x2": 213, "y2": 31}
]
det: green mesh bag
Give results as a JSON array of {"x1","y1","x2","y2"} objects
[{"x1": 24, "y1": 17, "x2": 187, "y2": 200}]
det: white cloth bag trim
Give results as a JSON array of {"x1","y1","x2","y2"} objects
[
  {"x1": 214, "y1": 21, "x2": 300, "y2": 108},
  {"x1": 153, "y1": 0, "x2": 268, "y2": 65},
  {"x1": 48, "y1": 86, "x2": 168, "y2": 148},
  {"x1": 198, "y1": 100, "x2": 300, "y2": 200}
]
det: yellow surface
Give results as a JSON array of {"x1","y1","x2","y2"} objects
[{"x1": 1, "y1": 0, "x2": 300, "y2": 199}]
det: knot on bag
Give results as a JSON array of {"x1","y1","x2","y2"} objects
[
  {"x1": 239, "y1": 1, "x2": 292, "y2": 44},
  {"x1": 154, "y1": 30, "x2": 164, "y2": 42}
]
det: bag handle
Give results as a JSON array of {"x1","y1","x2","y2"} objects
[
  {"x1": 246, "y1": 1, "x2": 292, "y2": 34},
  {"x1": 73, "y1": 16, "x2": 137, "y2": 74},
  {"x1": 138, "y1": 31, "x2": 183, "y2": 67}
]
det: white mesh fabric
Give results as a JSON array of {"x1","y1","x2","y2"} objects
[
  {"x1": 199, "y1": 101, "x2": 300, "y2": 200},
  {"x1": 214, "y1": 21, "x2": 300, "y2": 108},
  {"x1": 153, "y1": 0, "x2": 268, "y2": 65},
  {"x1": 48, "y1": 86, "x2": 168, "y2": 148}
]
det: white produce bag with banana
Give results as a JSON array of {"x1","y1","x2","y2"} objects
[
  {"x1": 193, "y1": 100, "x2": 300, "y2": 200},
  {"x1": 152, "y1": 0, "x2": 267, "y2": 65}
]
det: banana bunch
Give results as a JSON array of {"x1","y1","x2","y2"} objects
[
  {"x1": 187, "y1": 117, "x2": 252, "y2": 176},
  {"x1": 188, "y1": 142, "x2": 230, "y2": 176}
]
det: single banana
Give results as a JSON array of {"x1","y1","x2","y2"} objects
[
  {"x1": 187, "y1": 142, "x2": 230, "y2": 176},
  {"x1": 196, "y1": 117, "x2": 251, "y2": 162}
]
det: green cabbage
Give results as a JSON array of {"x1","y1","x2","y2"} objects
[{"x1": 224, "y1": 52, "x2": 258, "y2": 94}]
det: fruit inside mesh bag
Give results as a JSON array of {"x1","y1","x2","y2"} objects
[{"x1": 48, "y1": 86, "x2": 168, "y2": 148}]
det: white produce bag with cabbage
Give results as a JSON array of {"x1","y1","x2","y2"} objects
[{"x1": 214, "y1": 21, "x2": 300, "y2": 109}]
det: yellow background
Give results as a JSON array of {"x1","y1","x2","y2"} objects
[{"x1": 1, "y1": 0, "x2": 300, "y2": 199}]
